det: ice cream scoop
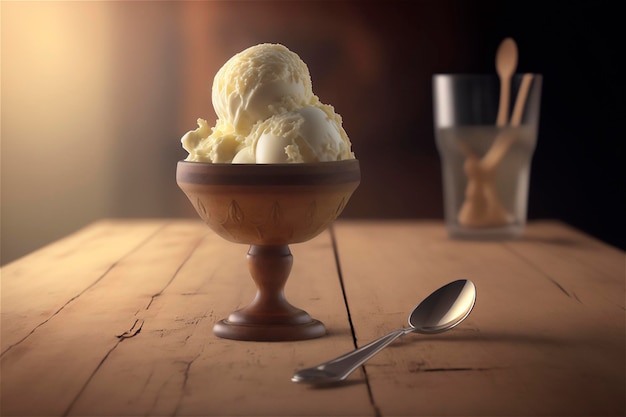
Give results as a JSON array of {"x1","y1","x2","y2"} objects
[
  {"x1": 182, "y1": 43, "x2": 355, "y2": 164},
  {"x1": 212, "y1": 43, "x2": 314, "y2": 136}
]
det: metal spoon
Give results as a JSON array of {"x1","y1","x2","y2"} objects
[
  {"x1": 495, "y1": 37, "x2": 518, "y2": 127},
  {"x1": 291, "y1": 279, "x2": 476, "y2": 384}
]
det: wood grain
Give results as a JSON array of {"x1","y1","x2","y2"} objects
[
  {"x1": 1, "y1": 220, "x2": 168, "y2": 353},
  {"x1": 1, "y1": 219, "x2": 373, "y2": 417},
  {"x1": 333, "y1": 220, "x2": 625, "y2": 416},
  {"x1": 1, "y1": 219, "x2": 623, "y2": 416}
]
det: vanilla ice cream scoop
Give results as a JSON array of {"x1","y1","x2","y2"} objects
[
  {"x1": 181, "y1": 43, "x2": 355, "y2": 164},
  {"x1": 212, "y1": 43, "x2": 314, "y2": 136}
]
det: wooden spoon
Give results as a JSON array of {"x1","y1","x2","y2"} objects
[
  {"x1": 509, "y1": 73, "x2": 534, "y2": 127},
  {"x1": 481, "y1": 73, "x2": 534, "y2": 171},
  {"x1": 495, "y1": 38, "x2": 518, "y2": 127}
]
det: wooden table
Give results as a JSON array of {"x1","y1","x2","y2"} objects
[{"x1": 1, "y1": 219, "x2": 624, "y2": 416}]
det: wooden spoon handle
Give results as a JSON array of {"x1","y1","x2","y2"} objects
[
  {"x1": 496, "y1": 79, "x2": 511, "y2": 127},
  {"x1": 510, "y1": 73, "x2": 534, "y2": 127},
  {"x1": 481, "y1": 73, "x2": 535, "y2": 171}
]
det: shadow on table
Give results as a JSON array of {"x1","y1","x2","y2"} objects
[
  {"x1": 305, "y1": 379, "x2": 366, "y2": 391},
  {"x1": 389, "y1": 327, "x2": 566, "y2": 347}
]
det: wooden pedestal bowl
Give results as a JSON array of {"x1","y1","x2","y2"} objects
[{"x1": 176, "y1": 160, "x2": 360, "y2": 341}]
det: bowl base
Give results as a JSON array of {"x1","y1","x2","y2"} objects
[{"x1": 213, "y1": 318, "x2": 326, "y2": 341}]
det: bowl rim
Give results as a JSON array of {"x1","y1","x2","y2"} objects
[{"x1": 176, "y1": 159, "x2": 360, "y2": 186}]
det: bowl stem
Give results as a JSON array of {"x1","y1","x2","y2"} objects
[{"x1": 213, "y1": 244, "x2": 326, "y2": 341}]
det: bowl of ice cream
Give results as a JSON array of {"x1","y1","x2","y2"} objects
[{"x1": 176, "y1": 43, "x2": 360, "y2": 341}]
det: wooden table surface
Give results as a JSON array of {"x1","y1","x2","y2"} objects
[{"x1": 1, "y1": 219, "x2": 624, "y2": 417}]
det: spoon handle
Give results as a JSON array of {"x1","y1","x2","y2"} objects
[
  {"x1": 496, "y1": 78, "x2": 511, "y2": 127},
  {"x1": 292, "y1": 328, "x2": 411, "y2": 384}
]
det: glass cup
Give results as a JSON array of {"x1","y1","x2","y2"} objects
[{"x1": 433, "y1": 74, "x2": 542, "y2": 239}]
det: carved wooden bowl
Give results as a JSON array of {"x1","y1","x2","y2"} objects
[{"x1": 176, "y1": 160, "x2": 360, "y2": 341}]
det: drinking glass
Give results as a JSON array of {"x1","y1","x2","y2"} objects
[{"x1": 433, "y1": 74, "x2": 542, "y2": 239}]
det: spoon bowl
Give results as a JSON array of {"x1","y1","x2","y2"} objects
[
  {"x1": 291, "y1": 279, "x2": 476, "y2": 384},
  {"x1": 409, "y1": 279, "x2": 476, "y2": 334},
  {"x1": 495, "y1": 37, "x2": 518, "y2": 126}
]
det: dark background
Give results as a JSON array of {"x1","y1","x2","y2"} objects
[
  {"x1": 281, "y1": 0, "x2": 623, "y2": 250},
  {"x1": 478, "y1": 0, "x2": 623, "y2": 250},
  {"x1": 2, "y1": 0, "x2": 623, "y2": 267}
]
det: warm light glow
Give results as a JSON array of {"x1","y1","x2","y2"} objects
[{"x1": 1, "y1": 2, "x2": 116, "y2": 264}]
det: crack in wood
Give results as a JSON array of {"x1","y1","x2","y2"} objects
[
  {"x1": 20, "y1": 224, "x2": 205, "y2": 416},
  {"x1": 329, "y1": 225, "x2": 382, "y2": 417},
  {"x1": 64, "y1": 315, "x2": 153, "y2": 415},
  {"x1": 182, "y1": 355, "x2": 199, "y2": 390},
  {"x1": 147, "y1": 374, "x2": 175, "y2": 417},
  {"x1": 180, "y1": 313, "x2": 208, "y2": 346},
  {"x1": 546, "y1": 276, "x2": 572, "y2": 298},
  {"x1": 0, "y1": 225, "x2": 169, "y2": 359},
  {"x1": 63, "y1": 338, "x2": 124, "y2": 416},
  {"x1": 140, "y1": 366, "x2": 155, "y2": 397},
  {"x1": 408, "y1": 360, "x2": 502, "y2": 373},
  {"x1": 502, "y1": 243, "x2": 580, "y2": 302},
  {"x1": 420, "y1": 367, "x2": 498, "y2": 373},
  {"x1": 172, "y1": 353, "x2": 201, "y2": 417},
  {"x1": 61, "y1": 231, "x2": 205, "y2": 416},
  {"x1": 145, "y1": 235, "x2": 207, "y2": 310},
  {"x1": 116, "y1": 319, "x2": 144, "y2": 339}
]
